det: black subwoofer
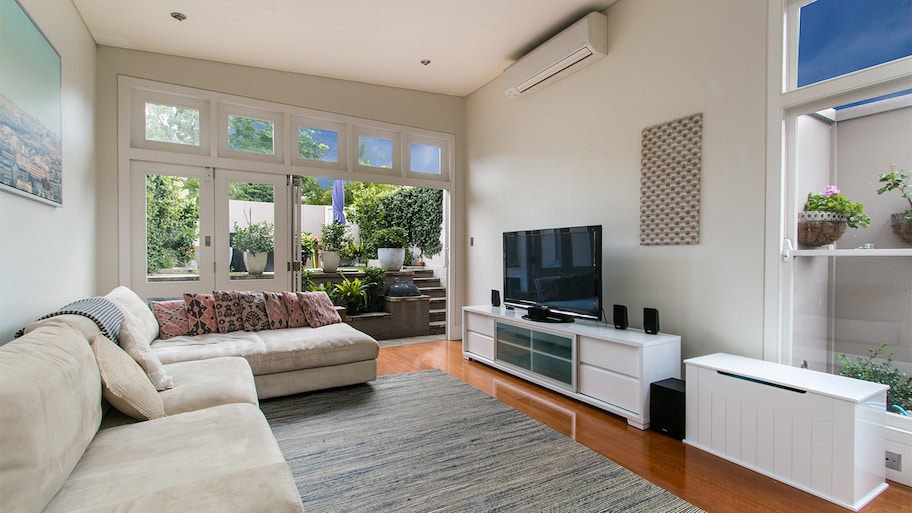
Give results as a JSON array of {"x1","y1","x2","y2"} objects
[{"x1": 650, "y1": 378, "x2": 685, "y2": 440}]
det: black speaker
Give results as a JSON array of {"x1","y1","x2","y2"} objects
[
  {"x1": 644, "y1": 307, "x2": 660, "y2": 334},
  {"x1": 613, "y1": 304, "x2": 628, "y2": 330},
  {"x1": 491, "y1": 289, "x2": 501, "y2": 307},
  {"x1": 650, "y1": 378, "x2": 685, "y2": 440}
]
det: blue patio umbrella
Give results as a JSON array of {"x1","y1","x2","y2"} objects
[{"x1": 332, "y1": 179, "x2": 346, "y2": 224}]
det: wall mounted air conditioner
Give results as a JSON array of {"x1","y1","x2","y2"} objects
[{"x1": 502, "y1": 12, "x2": 608, "y2": 97}]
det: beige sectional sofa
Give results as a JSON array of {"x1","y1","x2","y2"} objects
[{"x1": 0, "y1": 285, "x2": 382, "y2": 512}]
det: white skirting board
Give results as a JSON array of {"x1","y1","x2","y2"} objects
[{"x1": 684, "y1": 353, "x2": 889, "y2": 511}]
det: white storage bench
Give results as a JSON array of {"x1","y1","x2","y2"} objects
[{"x1": 684, "y1": 353, "x2": 888, "y2": 511}]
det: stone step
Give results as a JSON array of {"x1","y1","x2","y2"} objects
[
  {"x1": 413, "y1": 276, "x2": 441, "y2": 288},
  {"x1": 403, "y1": 267, "x2": 435, "y2": 278},
  {"x1": 419, "y1": 286, "x2": 447, "y2": 298},
  {"x1": 429, "y1": 321, "x2": 446, "y2": 335},
  {"x1": 430, "y1": 309, "x2": 447, "y2": 322}
]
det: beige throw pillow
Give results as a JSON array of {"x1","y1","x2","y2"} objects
[
  {"x1": 91, "y1": 333, "x2": 165, "y2": 421},
  {"x1": 105, "y1": 286, "x2": 174, "y2": 391}
]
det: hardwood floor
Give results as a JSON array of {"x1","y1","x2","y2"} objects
[{"x1": 377, "y1": 340, "x2": 912, "y2": 513}]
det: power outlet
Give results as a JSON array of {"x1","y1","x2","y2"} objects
[{"x1": 886, "y1": 451, "x2": 902, "y2": 472}]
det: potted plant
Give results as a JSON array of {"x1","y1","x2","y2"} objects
[
  {"x1": 374, "y1": 226, "x2": 408, "y2": 271},
  {"x1": 798, "y1": 185, "x2": 871, "y2": 247},
  {"x1": 334, "y1": 275, "x2": 372, "y2": 314},
  {"x1": 320, "y1": 222, "x2": 347, "y2": 272},
  {"x1": 232, "y1": 220, "x2": 274, "y2": 275},
  {"x1": 876, "y1": 164, "x2": 912, "y2": 245},
  {"x1": 300, "y1": 232, "x2": 316, "y2": 268}
]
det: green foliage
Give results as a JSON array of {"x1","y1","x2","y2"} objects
[
  {"x1": 374, "y1": 227, "x2": 408, "y2": 248},
  {"x1": 320, "y1": 222, "x2": 348, "y2": 251},
  {"x1": 340, "y1": 239, "x2": 366, "y2": 262},
  {"x1": 305, "y1": 279, "x2": 338, "y2": 303},
  {"x1": 300, "y1": 232, "x2": 316, "y2": 261},
  {"x1": 300, "y1": 176, "x2": 331, "y2": 205},
  {"x1": 837, "y1": 344, "x2": 912, "y2": 413},
  {"x1": 361, "y1": 266, "x2": 387, "y2": 312},
  {"x1": 229, "y1": 182, "x2": 274, "y2": 202},
  {"x1": 232, "y1": 218, "x2": 274, "y2": 256},
  {"x1": 876, "y1": 164, "x2": 912, "y2": 219},
  {"x1": 804, "y1": 185, "x2": 871, "y2": 229},
  {"x1": 145, "y1": 175, "x2": 199, "y2": 273},
  {"x1": 298, "y1": 127, "x2": 329, "y2": 161},
  {"x1": 350, "y1": 186, "x2": 443, "y2": 258},
  {"x1": 334, "y1": 275, "x2": 371, "y2": 313},
  {"x1": 228, "y1": 116, "x2": 274, "y2": 154},
  {"x1": 144, "y1": 103, "x2": 200, "y2": 145}
]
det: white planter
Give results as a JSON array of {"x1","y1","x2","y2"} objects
[
  {"x1": 243, "y1": 251, "x2": 268, "y2": 275},
  {"x1": 321, "y1": 251, "x2": 340, "y2": 272},
  {"x1": 378, "y1": 248, "x2": 405, "y2": 271},
  {"x1": 885, "y1": 410, "x2": 912, "y2": 486}
]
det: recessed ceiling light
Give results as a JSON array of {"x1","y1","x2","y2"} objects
[
  {"x1": 420, "y1": 59, "x2": 431, "y2": 66},
  {"x1": 171, "y1": 12, "x2": 187, "y2": 21}
]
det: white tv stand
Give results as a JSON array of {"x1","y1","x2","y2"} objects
[{"x1": 462, "y1": 305, "x2": 681, "y2": 429}]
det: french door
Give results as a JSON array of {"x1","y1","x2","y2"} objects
[{"x1": 130, "y1": 161, "x2": 295, "y2": 300}]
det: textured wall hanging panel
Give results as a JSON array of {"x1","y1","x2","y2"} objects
[{"x1": 639, "y1": 113, "x2": 703, "y2": 245}]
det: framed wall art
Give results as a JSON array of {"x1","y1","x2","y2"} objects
[{"x1": 0, "y1": 0, "x2": 62, "y2": 206}]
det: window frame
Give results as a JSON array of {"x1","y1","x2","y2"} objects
[
  {"x1": 129, "y1": 90, "x2": 211, "y2": 156},
  {"x1": 405, "y1": 132, "x2": 452, "y2": 182},
  {"x1": 290, "y1": 115, "x2": 348, "y2": 171},
  {"x1": 217, "y1": 103, "x2": 285, "y2": 164},
  {"x1": 352, "y1": 126, "x2": 401, "y2": 177}
]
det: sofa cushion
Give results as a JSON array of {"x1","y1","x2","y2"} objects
[
  {"x1": 0, "y1": 321, "x2": 103, "y2": 513},
  {"x1": 152, "y1": 322, "x2": 379, "y2": 376},
  {"x1": 239, "y1": 291, "x2": 271, "y2": 331},
  {"x1": 184, "y1": 292, "x2": 219, "y2": 335},
  {"x1": 92, "y1": 333, "x2": 165, "y2": 421},
  {"x1": 42, "y1": 403, "x2": 304, "y2": 513},
  {"x1": 105, "y1": 287, "x2": 174, "y2": 391},
  {"x1": 298, "y1": 291, "x2": 342, "y2": 327},
  {"x1": 150, "y1": 300, "x2": 190, "y2": 339},
  {"x1": 22, "y1": 313, "x2": 102, "y2": 341},
  {"x1": 283, "y1": 291, "x2": 308, "y2": 328},
  {"x1": 213, "y1": 290, "x2": 244, "y2": 333},
  {"x1": 159, "y1": 357, "x2": 258, "y2": 415},
  {"x1": 263, "y1": 291, "x2": 290, "y2": 329}
]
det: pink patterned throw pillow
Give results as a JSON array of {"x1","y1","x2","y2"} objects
[
  {"x1": 150, "y1": 300, "x2": 190, "y2": 339},
  {"x1": 213, "y1": 290, "x2": 244, "y2": 333},
  {"x1": 283, "y1": 292, "x2": 308, "y2": 328},
  {"x1": 183, "y1": 293, "x2": 218, "y2": 336},
  {"x1": 298, "y1": 291, "x2": 341, "y2": 328},
  {"x1": 239, "y1": 291, "x2": 270, "y2": 331},
  {"x1": 263, "y1": 291, "x2": 289, "y2": 329}
]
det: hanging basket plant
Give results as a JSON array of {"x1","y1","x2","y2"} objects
[
  {"x1": 798, "y1": 186, "x2": 870, "y2": 248},
  {"x1": 876, "y1": 164, "x2": 912, "y2": 246}
]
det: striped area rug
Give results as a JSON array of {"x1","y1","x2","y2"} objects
[{"x1": 261, "y1": 370, "x2": 704, "y2": 513}]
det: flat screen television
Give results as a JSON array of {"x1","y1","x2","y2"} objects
[{"x1": 503, "y1": 225, "x2": 602, "y2": 322}]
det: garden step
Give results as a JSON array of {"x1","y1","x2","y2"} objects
[
  {"x1": 429, "y1": 321, "x2": 446, "y2": 335},
  {"x1": 413, "y1": 277, "x2": 441, "y2": 288},
  {"x1": 430, "y1": 310, "x2": 447, "y2": 323},
  {"x1": 419, "y1": 286, "x2": 447, "y2": 298}
]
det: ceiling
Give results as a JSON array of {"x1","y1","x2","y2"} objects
[{"x1": 70, "y1": 0, "x2": 618, "y2": 97}]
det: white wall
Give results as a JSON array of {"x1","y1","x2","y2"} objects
[
  {"x1": 464, "y1": 0, "x2": 768, "y2": 361},
  {"x1": 0, "y1": 0, "x2": 97, "y2": 343}
]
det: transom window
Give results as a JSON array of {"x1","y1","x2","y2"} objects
[
  {"x1": 144, "y1": 102, "x2": 200, "y2": 146},
  {"x1": 228, "y1": 115, "x2": 275, "y2": 155}
]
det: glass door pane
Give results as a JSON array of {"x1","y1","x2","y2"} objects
[
  {"x1": 215, "y1": 170, "x2": 290, "y2": 291},
  {"x1": 130, "y1": 162, "x2": 214, "y2": 299}
]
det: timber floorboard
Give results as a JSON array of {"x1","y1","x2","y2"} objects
[{"x1": 376, "y1": 340, "x2": 912, "y2": 513}]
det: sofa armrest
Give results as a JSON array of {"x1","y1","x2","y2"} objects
[{"x1": 334, "y1": 306, "x2": 347, "y2": 322}]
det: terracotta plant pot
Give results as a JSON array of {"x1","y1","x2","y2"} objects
[
  {"x1": 890, "y1": 213, "x2": 912, "y2": 245},
  {"x1": 797, "y1": 211, "x2": 847, "y2": 248}
]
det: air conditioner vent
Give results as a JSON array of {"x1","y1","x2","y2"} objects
[{"x1": 503, "y1": 12, "x2": 608, "y2": 97}]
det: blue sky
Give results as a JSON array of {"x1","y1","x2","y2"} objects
[{"x1": 798, "y1": 0, "x2": 912, "y2": 87}]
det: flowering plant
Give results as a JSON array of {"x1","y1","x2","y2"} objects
[
  {"x1": 876, "y1": 164, "x2": 912, "y2": 220},
  {"x1": 803, "y1": 185, "x2": 871, "y2": 229}
]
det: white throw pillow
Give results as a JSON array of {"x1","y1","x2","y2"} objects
[
  {"x1": 91, "y1": 333, "x2": 165, "y2": 421},
  {"x1": 105, "y1": 286, "x2": 174, "y2": 391}
]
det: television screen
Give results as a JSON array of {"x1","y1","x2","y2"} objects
[{"x1": 503, "y1": 225, "x2": 602, "y2": 321}]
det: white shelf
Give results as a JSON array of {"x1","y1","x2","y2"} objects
[{"x1": 785, "y1": 247, "x2": 912, "y2": 259}]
